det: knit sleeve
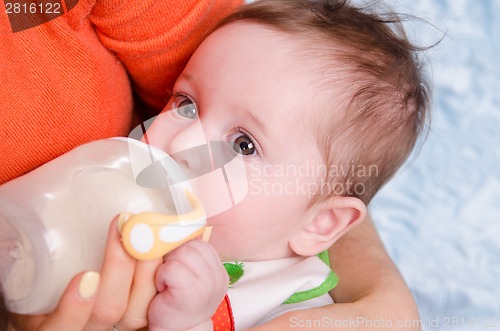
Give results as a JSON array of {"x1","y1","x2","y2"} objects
[
  {"x1": 89, "y1": 0, "x2": 243, "y2": 115},
  {"x1": 0, "y1": 0, "x2": 134, "y2": 184}
]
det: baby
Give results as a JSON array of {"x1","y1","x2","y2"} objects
[{"x1": 141, "y1": 0, "x2": 430, "y2": 330}]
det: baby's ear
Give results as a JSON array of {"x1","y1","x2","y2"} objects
[{"x1": 289, "y1": 196, "x2": 366, "y2": 256}]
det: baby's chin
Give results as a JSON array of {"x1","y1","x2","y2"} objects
[
  {"x1": 203, "y1": 225, "x2": 297, "y2": 261},
  {"x1": 204, "y1": 236, "x2": 248, "y2": 262},
  {"x1": 210, "y1": 241, "x2": 295, "y2": 263}
]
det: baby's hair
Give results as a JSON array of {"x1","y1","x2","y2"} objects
[{"x1": 217, "y1": 0, "x2": 430, "y2": 204}]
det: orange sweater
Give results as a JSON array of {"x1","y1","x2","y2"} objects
[{"x1": 0, "y1": 0, "x2": 241, "y2": 184}]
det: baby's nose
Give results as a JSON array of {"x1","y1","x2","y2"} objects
[
  {"x1": 166, "y1": 117, "x2": 206, "y2": 154},
  {"x1": 170, "y1": 144, "x2": 212, "y2": 182},
  {"x1": 166, "y1": 118, "x2": 208, "y2": 171},
  {"x1": 170, "y1": 141, "x2": 239, "y2": 182}
]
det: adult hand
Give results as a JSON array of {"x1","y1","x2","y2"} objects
[{"x1": 9, "y1": 214, "x2": 161, "y2": 331}]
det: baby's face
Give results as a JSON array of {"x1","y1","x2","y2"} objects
[{"x1": 147, "y1": 22, "x2": 337, "y2": 261}]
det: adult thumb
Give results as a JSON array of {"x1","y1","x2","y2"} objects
[{"x1": 38, "y1": 271, "x2": 100, "y2": 331}]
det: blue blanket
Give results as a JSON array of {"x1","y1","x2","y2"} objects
[{"x1": 370, "y1": 1, "x2": 500, "y2": 330}]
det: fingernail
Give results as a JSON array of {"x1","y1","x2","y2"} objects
[
  {"x1": 117, "y1": 212, "x2": 132, "y2": 234},
  {"x1": 202, "y1": 226, "x2": 213, "y2": 242},
  {"x1": 78, "y1": 271, "x2": 100, "y2": 299}
]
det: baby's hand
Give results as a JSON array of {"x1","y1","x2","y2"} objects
[{"x1": 148, "y1": 240, "x2": 229, "y2": 331}]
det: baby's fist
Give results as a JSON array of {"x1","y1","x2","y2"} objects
[{"x1": 148, "y1": 240, "x2": 228, "y2": 331}]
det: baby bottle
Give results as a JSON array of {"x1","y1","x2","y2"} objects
[{"x1": 0, "y1": 137, "x2": 197, "y2": 314}]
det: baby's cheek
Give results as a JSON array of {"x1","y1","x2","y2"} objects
[{"x1": 190, "y1": 175, "x2": 234, "y2": 216}]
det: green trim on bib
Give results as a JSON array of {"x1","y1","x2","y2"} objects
[
  {"x1": 224, "y1": 262, "x2": 244, "y2": 285},
  {"x1": 282, "y1": 251, "x2": 339, "y2": 304},
  {"x1": 318, "y1": 250, "x2": 330, "y2": 266}
]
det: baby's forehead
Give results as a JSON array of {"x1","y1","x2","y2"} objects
[
  {"x1": 203, "y1": 22, "x2": 354, "y2": 144},
  {"x1": 244, "y1": 25, "x2": 351, "y2": 122}
]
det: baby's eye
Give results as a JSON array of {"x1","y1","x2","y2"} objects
[
  {"x1": 229, "y1": 131, "x2": 257, "y2": 156},
  {"x1": 175, "y1": 97, "x2": 198, "y2": 119}
]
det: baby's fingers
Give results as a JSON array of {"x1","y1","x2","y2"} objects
[{"x1": 155, "y1": 258, "x2": 199, "y2": 296}]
